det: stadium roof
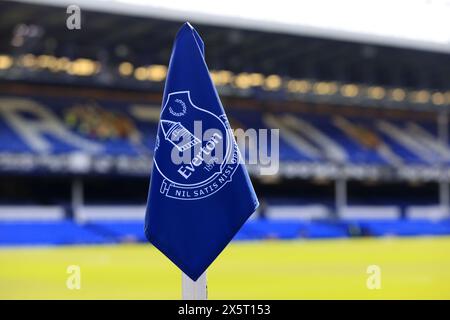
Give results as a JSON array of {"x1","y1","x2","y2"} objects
[
  {"x1": 15, "y1": 0, "x2": 450, "y2": 54},
  {"x1": 0, "y1": 0, "x2": 449, "y2": 108}
]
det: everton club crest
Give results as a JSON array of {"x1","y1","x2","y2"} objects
[{"x1": 153, "y1": 91, "x2": 239, "y2": 200}]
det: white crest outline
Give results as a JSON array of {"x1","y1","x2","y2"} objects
[{"x1": 153, "y1": 91, "x2": 236, "y2": 190}]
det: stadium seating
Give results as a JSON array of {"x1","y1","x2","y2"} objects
[
  {"x1": 0, "y1": 221, "x2": 108, "y2": 245},
  {"x1": 2, "y1": 95, "x2": 450, "y2": 246},
  {"x1": 1, "y1": 95, "x2": 449, "y2": 176},
  {"x1": 2, "y1": 217, "x2": 449, "y2": 245}
]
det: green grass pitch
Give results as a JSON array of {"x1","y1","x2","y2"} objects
[{"x1": 1, "y1": 237, "x2": 449, "y2": 299}]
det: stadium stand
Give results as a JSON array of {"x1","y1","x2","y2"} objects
[
  {"x1": 1, "y1": 1, "x2": 450, "y2": 247},
  {"x1": 1, "y1": 94, "x2": 449, "y2": 173},
  {"x1": 1, "y1": 91, "x2": 450, "y2": 245}
]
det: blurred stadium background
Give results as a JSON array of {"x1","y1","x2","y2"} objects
[{"x1": 0, "y1": 0, "x2": 450, "y2": 299}]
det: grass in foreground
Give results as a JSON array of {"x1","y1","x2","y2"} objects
[{"x1": 0, "y1": 237, "x2": 449, "y2": 299}]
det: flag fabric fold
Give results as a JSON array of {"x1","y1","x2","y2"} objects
[{"x1": 145, "y1": 22, "x2": 259, "y2": 281}]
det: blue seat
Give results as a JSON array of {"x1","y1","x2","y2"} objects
[{"x1": 0, "y1": 221, "x2": 109, "y2": 245}]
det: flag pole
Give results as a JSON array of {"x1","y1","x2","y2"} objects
[{"x1": 182, "y1": 271, "x2": 207, "y2": 300}]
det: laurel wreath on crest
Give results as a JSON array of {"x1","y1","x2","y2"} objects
[{"x1": 169, "y1": 99, "x2": 187, "y2": 117}]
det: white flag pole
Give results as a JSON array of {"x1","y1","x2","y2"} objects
[{"x1": 182, "y1": 271, "x2": 207, "y2": 300}]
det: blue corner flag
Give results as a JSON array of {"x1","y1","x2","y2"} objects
[{"x1": 144, "y1": 22, "x2": 259, "y2": 281}]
